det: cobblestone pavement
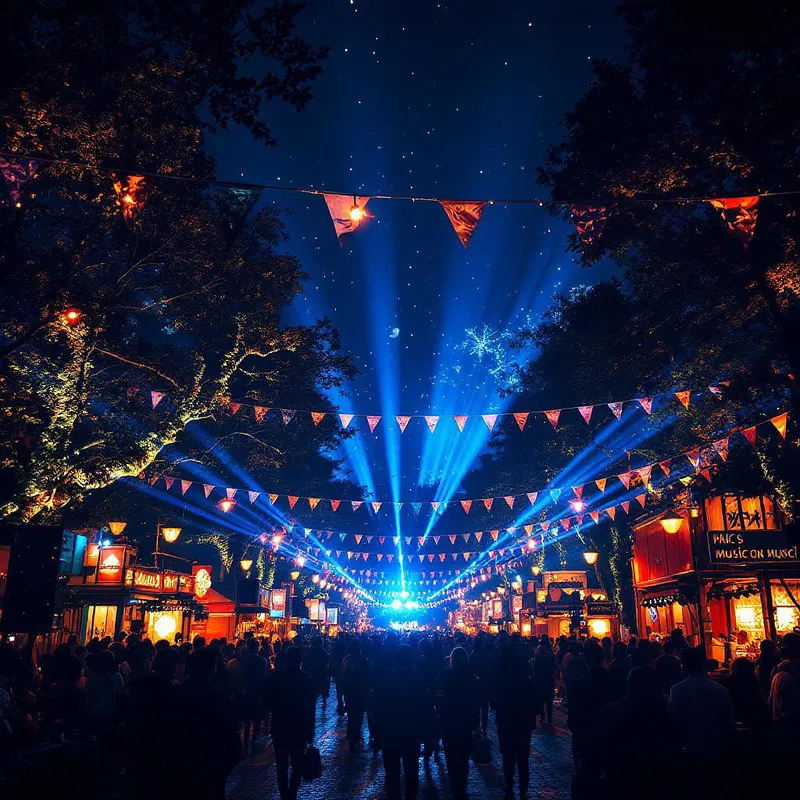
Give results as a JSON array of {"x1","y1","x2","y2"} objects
[{"x1": 226, "y1": 698, "x2": 574, "y2": 800}]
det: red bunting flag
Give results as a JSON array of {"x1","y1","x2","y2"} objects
[
  {"x1": 608, "y1": 401, "x2": 624, "y2": 420},
  {"x1": 0, "y1": 156, "x2": 38, "y2": 202},
  {"x1": 203, "y1": 484, "x2": 214, "y2": 498},
  {"x1": 151, "y1": 391, "x2": 165, "y2": 408},
  {"x1": 254, "y1": 406, "x2": 268, "y2": 422},
  {"x1": 713, "y1": 438, "x2": 729, "y2": 462},
  {"x1": 112, "y1": 174, "x2": 147, "y2": 226},
  {"x1": 482, "y1": 414, "x2": 498, "y2": 431},
  {"x1": 618, "y1": 472, "x2": 632, "y2": 489},
  {"x1": 590, "y1": 511, "x2": 600, "y2": 524},
  {"x1": 514, "y1": 412, "x2": 529, "y2": 431},
  {"x1": 699, "y1": 469, "x2": 713, "y2": 482},
  {"x1": 164, "y1": 477, "x2": 174, "y2": 491},
  {"x1": 440, "y1": 201, "x2": 487, "y2": 249},
  {"x1": 570, "y1": 204, "x2": 609, "y2": 261},
  {"x1": 229, "y1": 402, "x2": 241, "y2": 415},
  {"x1": 527, "y1": 492, "x2": 538, "y2": 505},
  {"x1": 331, "y1": 499, "x2": 341, "y2": 512},
  {"x1": 658, "y1": 460, "x2": 671, "y2": 479},
  {"x1": 595, "y1": 478, "x2": 607, "y2": 492},
  {"x1": 366, "y1": 415, "x2": 381, "y2": 433},
  {"x1": 573, "y1": 485, "x2": 583, "y2": 500},
  {"x1": 637, "y1": 398, "x2": 653, "y2": 414},
  {"x1": 288, "y1": 496, "x2": 298, "y2": 509},
  {"x1": 686, "y1": 448, "x2": 701, "y2": 469},
  {"x1": 578, "y1": 405, "x2": 593, "y2": 424},
  {"x1": 561, "y1": 518, "x2": 571, "y2": 531},
  {"x1": 504, "y1": 496, "x2": 515, "y2": 509},
  {"x1": 770, "y1": 412, "x2": 788, "y2": 439},
  {"x1": 323, "y1": 193, "x2": 370, "y2": 238},
  {"x1": 396, "y1": 415, "x2": 411, "y2": 433},
  {"x1": 482, "y1": 498, "x2": 494, "y2": 511},
  {"x1": 742, "y1": 426, "x2": 757, "y2": 448},
  {"x1": 544, "y1": 409, "x2": 561, "y2": 429},
  {"x1": 311, "y1": 412, "x2": 326, "y2": 425},
  {"x1": 454, "y1": 415, "x2": 468, "y2": 432},
  {"x1": 339, "y1": 413, "x2": 354, "y2": 429},
  {"x1": 637, "y1": 465, "x2": 652, "y2": 486},
  {"x1": 621, "y1": 501, "x2": 630, "y2": 514},
  {"x1": 675, "y1": 390, "x2": 691, "y2": 409},
  {"x1": 635, "y1": 494, "x2": 646, "y2": 509},
  {"x1": 709, "y1": 196, "x2": 759, "y2": 248},
  {"x1": 180, "y1": 480, "x2": 192, "y2": 495},
  {"x1": 425, "y1": 415, "x2": 440, "y2": 433}
]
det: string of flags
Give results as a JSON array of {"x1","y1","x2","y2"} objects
[
  {"x1": 0, "y1": 151, "x2": 782, "y2": 252},
  {"x1": 141, "y1": 411, "x2": 787, "y2": 516},
  {"x1": 142, "y1": 383, "x2": 727, "y2": 433}
]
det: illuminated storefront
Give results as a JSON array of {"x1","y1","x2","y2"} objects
[{"x1": 633, "y1": 494, "x2": 800, "y2": 658}]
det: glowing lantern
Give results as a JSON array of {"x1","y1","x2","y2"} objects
[
  {"x1": 311, "y1": 574, "x2": 320, "y2": 584},
  {"x1": 271, "y1": 533, "x2": 284, "y2": 549},
  {"x1": 295, "y1": 555, "x2": 306, "y2": 567},
  {"x1": 349, "y1": 198, "x2": 364, "y2": 222},
  {"x1": 218, "y1": 497, "x2": 236, "y2": 513},
  {"x1": 160, "y1": 521, "x2": 182, "y2": 543},
  {"x1": 64, "y1": 308, "x2": 82, "y2": 325},
  {"x1": 531, "y1": 565, "x2": 542, "y2": 577},
  {"x1": 240, "y1": 558, "x2": 253, "y2": 572},
  {"x1": 659, "y1": 513, "x2": 684, "y2": 534},
  {"x1": 583, "y1": 550, "x2": 599, "y2": 566},
  {"x1": 153, "y1": 613, "x2": 177, "y2": 641},
  {"x1": 108, "y1": 520, "x2": 127, "y2": 537},
  {"x1": 290, "y1": 570, "x2": 300, "y2": 581}
]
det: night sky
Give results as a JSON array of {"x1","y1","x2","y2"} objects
[{"x1": 208, "y1": 2, "x2": 626, "y2": 550}]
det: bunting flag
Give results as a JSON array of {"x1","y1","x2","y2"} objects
[
  {"x1": 709, "y1": 196, "x2": 759, "y2": 248},
  {"x1": 713, "y1": 438, "x2": 729, "y2": 462},
  {"x1": 0, "y1": 156, "x2": 38, "y2": 202},
  {"x1": 164, "y1": 477, "x2": 174, "y2": 491},
  {"x1": 281, "y1": 409, "x2": 295, "y2": 425},
  {"x1": 396, "y1": 415, "x2": 411, "y2": 433},
  {"x1": 572, "y1": 485, "x2": 583, "y2": 500},
  {"x1": 589, "y1": 511, "x2": 600, "y2": 524},
  {"x1": 742, "y1": 426, "x2": 757, "y2": 448},
  {"x1": 637, "y1": 397, "x2": 653, "y2": 414},
  {"x1": 440, "y1": 201, "x2": 487, "y2": 249},
  {"x1": 637, "y1": 465, "x2": 652, "y2": 486},
  {"x1": 366, "y1": 415, "x2": 381, "y2": 433},
  {"x1": 323, "y1": 193, "x2": 369, "y2": 238},
  {"x1": 544, "y1": 409, "x2": 561, "y2": 429},
  {"x1": 254, "y1": 406, "x2": 268, "y2": 422},
  {"x1": 288, "y1": 496, "x2": 299, "y2": 509},
  {"x1": 112, "y1": 174, "x2": 147, "y2": 226},
  {"x1": 425, "y1": 415, "x2": 440, "y2": 433},
  {"x1": 339, "y1": 413, "x2": 354, "y2": 429},
  {"x1": 203, "y1": 484, "x2": 214, "y2": 498},
  {"x1": 513, "y1": 412, "x2": 529, "y2": 431},
  {"x1": 226, "y1": 488, "x2": 236, "y2": 500},
  {"x1": 215, "y1": 186, "x2": 261, "y2": 246},
  {"x1": 606, "y1": 506, "x2": 616, "y2": 521},
  {"x1": 412, "y1": 503, "x2": 422, "y2": 515},
  {"x1": 482, "y1": 414, "x2": 498, "y2": 431},
  {"x1": 482, "y1": 498, "x2": 494, "y2": 511},
  {"x1": 578, "y1": 405, "x2": 593, "y2": 424},
  {"x1": 675, "y1": 390, "x2": 691, "y2": 410},
  {"x1": 595, "y1": 478, "x2": 607, "y2": 492},
  {"x1": 686, "y1": 448, "x2": 701, "y2": 469},
  {"x1": 621, "y1": 501, "x2": 631, "y2": 514},
  {"x1": 770, "y1": 412, "x2": 788, "y2": 439},
  {"x1": 504, "y1": 495, "x2": 515, "y2": 509},
  {"x1": 570, "y1": 204, "x2": 609, "y2": 260},
  {"x1": 527, "y1": 492, "x2": 538, "y2": 505},
  {"x1": 454, "y1": 415, "x2": 468, "y2": 432},
  {"x1": 150, "y1": 391, "x2": 165, "y2": 409},
  {"x1": 371, "y1": 501, "x2": 382, "y2": 513},
  {"x1": 269, "y1": 494, "x2": 278, "y2": 504},
  {"x1": 248, "y1": 491, "x2": 259, "y2": 504},
  {"x1": 180, "y1": 480, "x2": 192, "y2": 496},
  {"x1": 308, "y1": 497, "x2": 320, "y2": 510},
  {"x1": 658, "y1": 460, "x2": 671, "y2": 479},
  {"x1": 549, "y1": 487, "x2": 561, "y2": 503},
  {"x1": 311, "y1": 412, "x2": 326, "y2": 425},
  {"x1": 351, "y1": 501, "x2": 363, "y2": 511},
  {"x1": 608, "y1": 401, "x2": 624, "y2": 420},
  {"x1": 635, "y1": 494, "x2": 647, "y2": 509},
  {"x1": 229, "y1": 402, "x2": 241, "y2": 415},
  {"x1": 431, "y1": 502, "x2": 440, "y2": 513},
  {"x1": 618, "y1": 472, "x2": 632, "y2": 489}
]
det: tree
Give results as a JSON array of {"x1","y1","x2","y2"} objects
[{"x1": 0, "y1": 1, "x2": 353, "y2": 522}]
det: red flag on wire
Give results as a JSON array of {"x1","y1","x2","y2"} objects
[
  {"x1": 709, "y1": 196, "x2": 759, "y2": 248},
  {"x1": 112, "y1": 174, "x2": 147, "y2": 227},
  {"x1": 570, "y1": 204, "x2": 609, "y2": 261},
  {"x1": 323, "y1": 194, "x2": 369, "y2": 238},
  {"x1": 513, "y1": 412, "x2": 529, "y2": 431},
  {"x1": 578, "y1": 405, "x2": 593, "y2": 424},
  {"x1": 440, "y1": 201, "x2": 487, "y2": 249}
]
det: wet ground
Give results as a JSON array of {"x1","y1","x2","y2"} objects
[{"x1": 226, "y1": 698, "x2": 574, "y2": 800}]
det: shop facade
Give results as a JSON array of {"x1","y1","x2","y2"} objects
[{"x1": 632, "y1": 493, "x2": 800, "y2": 659}]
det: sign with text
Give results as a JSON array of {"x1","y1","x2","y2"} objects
[
  {"x1": 326, "y1": 606, "x2": 339, "y2": 626},
  {"x1": 707, "y1": 529, "x2": 799, "y2": 564},
  {"x1": 133, "y1": 569, "x2": 162, "y2": 591},
  {"x1": 97, "y1": 547, "x2": 125, "y2": 583},
  {"x1": 270, "y1": 588, "x2": 287, "y2": 618},
  {"x1": 192, "y1": 565, "x2": 213, "y2": 599}
]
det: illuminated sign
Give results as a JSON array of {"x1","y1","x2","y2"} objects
[
  {"x1": 97, "y1": 547, "x2": 125, "y2": 583},
  {"x1": 707, "y1": 530, "x2": 799, "y2": 564},
  {"x1": 133, "y1": 569, "x2": 162, "y2": 591},
  {"x1": 270, "y1": 588, "x2": 287, "y2": 618},
  {"x1": 512, "y1": 595, "x2": 522, "y2": 616},
  {"x1": 193, "y1": 566, "x2": 213, "y2": 599},
  {"x1": 326, "y1": 606, "x2": 339, "y2": 626},
  {"x1": 163, "y1": 573, "x2": 179, "y2": 592},
  {"x1": 306, "y1": 598, "x2": 320, "y2": 621},
  {"x1": 84, "y1": 543, "x2": 100, "y2": 567}
]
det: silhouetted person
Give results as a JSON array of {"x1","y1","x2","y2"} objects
[
  {"x1": 490, "y1": 643, "x2": 537, "y2": 800},
  {"x1": 265, "y1": 646, "x2": 316, "y2": 800},
  {"x1": 654, "y1": 640, "x2": 683, "y2": 696},
  {"x1": 768, "y1": 631, "x2": 800, "y2": 757},
  {"x1": 304, "y1": 636, "x2": 330, "y2": 702},
  {"x1": 437, "y1": 647, "x2": 479, "y2": 800},
  {"x1": 561, "y1": 640, "x2": 587, "y2": 707},
  {"x1": 341, "y1": 639, "x2": 372, "y2": 751},
  {"x1": 373, "y1": 644, "x2": 431, "y2": 800},
  {"x1": 757, "y1": 639, "x2": 781, "y2": 697},
  {"x1": 723, "y1": 657, "x2": 769, "y2": 731},
  {"x1": 532, "y1": 641, "x2": 557, "y2": 725},
  {"x1": 174, "y1": 647, "x2": 241, "y2": 800},
  {"x1": 470, "y1": 637, "x2": 492, "y2": 733}
]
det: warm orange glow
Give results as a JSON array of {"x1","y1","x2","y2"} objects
[
  {"x1": 122, "y1": 193, "x2": 136, "y2": 206},
  {"x1": 161, "y1": 523, "x2": 182, "y2": 543},
  {"x1": 271, "y1": 533, "x2": 284, "y2": 549},
  {"x1": 290, "y1": 570, "x2": 300, "y2": 581},
  {"x1": 531, "y1": 565, "x2": 542, "y2": 576},
  {"x1": 311, "y1": 574, "x2": 320, "y2": 584},
  {"x1": 64, "y1": 308, "x2": 81, "y2": 325},
  {"x1": 218, "y1": 498, "x2": 236, "y2": 513},
  {"x1": 240, "y1": 558, "x2": 253, "y2": 572},
  {"x1": 660, "y1": 513, "x2": 684, "y2": 534},
  {"x1": 349, "y1": 203, "x2": 364, "y2": 222},
  {"x1": 527, "y1": 538, "x2": 536, "y2": 550},
  {"x1": 583, "y1": 550, "x2": 599, "y2": 566},
  {"x1": 108, "y1": 520, "x2": 127, "y2": 536}
]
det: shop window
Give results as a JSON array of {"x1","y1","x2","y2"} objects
[
  {"x1": 711, "y1": 495, "x2": 780, "y2": 531},
  {"x1": 731, "y1": 595, "x2": 765, "y2": 654},
  {"x1": 87, "y1": 605, "x2": 117, "y2": 640},
  {"x1": 771, "y1": 581, "x2": 800, "y2": 634}
]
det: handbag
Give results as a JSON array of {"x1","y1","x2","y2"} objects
[
  {"x1": 470, "y1": 732, "x2": 492, "y2": 765},
  {"x1": 301, "y1": 744, "x2": 323, "y2": 782}
]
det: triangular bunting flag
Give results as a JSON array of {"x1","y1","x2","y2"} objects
[
  {"x1": 412, "y1": 503, "x2": 422, "y2": 515},
  {"x1": 514, "y1": 412, "x2": 529, "y2": 431},
  {"x1": 482, "y1": 498, "x2": 494, "y2": 511},
  {"x1": 180, "y1": 480, "x2": 192, "y2": 496},
  {"x1": 461, "y1": 500, "x2": 472, "y2": 514},
  {"x1": 572, "y1": 485, "x2": 583, "y2": 500},
  {"x1": 590, "y1": 511, "x2": 600, "y2": 524},
  {"x1": 254, "y1": 406, "x2": 268, "y2": 422},
  {"x1": 608, "y1": 401, "x2": 624, "y2": 420},
  {"x1": 288, "y1": 496, "x2": 298, "y2": 509},
  {"x1": 311, "y1": 411, "x2": 326, "y2": 425},
  {"x1": 595, "y1": 478, "x2": 607, "y2": 492},
  {"x1": 269, "y1": 493, "x2": 279, "y2": 504},
  {"x1": 570, "y1": 204, "x2": 609, "y2": 261},
  {"x1": 248, "y1": 491, "x2": 259, "y2": 504},
  {"x1": 229, "y1": 402, "x2": 241, "y2": 415},
  {"x1": 0, "y1": 156, "x2": 38, "y2": 202},
  {"x1": 475, "y1": 532, "x2": 483, "y2": 542},
  {"x1": 151, "y1": 391, "x2": 165, "y2": 408},
  {"x1": 527, "y1": 492, "x2": 538, "y2": 505},
  {"x1": 308, "y1": 497, "x2": 320, "y2": 510},
  {"x1": 396, "y1": 415, "x2": 411, "y2": 433},
  {"x1": 339, "y1": 413, "x2": 354, "y2": 429},
  {"x1": 617, "y1": 472, "x2": 632, "y2": 490},
  {"x1": 323, "y1": 193, "x2": 370, "y2": 238},
  {"x1": 686, "y1": 448, "x2": 701, "y2": 469},
  {"x1": 700, "y1": 468, "x2": 712, "y2": 483},
  {"x1": 621, "y1": 501, "x2": 630, "y2": 514},
  {"x1": 215, "y1": 186, "x2": 261, "y2": 246},
  {"x1": 203, "y1": 484, "x2": 214, "y2": 498},
  {"x1": 331, "y1": 499, "x2": 341, "y2": 512},
  {"x1": 454, "y1": 415, "x2": 468, "y2": 432},
  {"x1": 578, "y1": 405, "x2": 593, "y2": 424},
  {"x1": 371, "y1": 501, "x2": 382, "y2": 513},
  {"x1": 549, "y1": 487, "x2": 561, "y2": 503},
  {"x1": 281, "y1": 409, "x2": 295, "y2": 425},
  {"x1": 431, "y1": 501, "x2": 440, "y2": 512},
  {"x1": 504, "y1": 496, "x2": 515, "y2": 509},
  {"x1": 713, "y1": 438, "x2": 729, "y2": 461},
  {"x1": 607, "y1": 506, "x2": 616, "y2": 521},
  {"x1": 164, "y1": 477, "x2": 174, "y2": 491},
  {"x1": 635, "y1": 494, "x2": 646, "y2": 508},
  {"x1": 709, "y1": 196, "x2": 759, "y2": 248},
  {"x1": 351, "y1": 501, "x2": 363, "y2": 511},
  {"x1": 742, "y1": 426, "x2": 757, "y2": 448},
  {"x1": 770, "y1": 412, "x2": 788, "y2": 439},
  {"x1": 425, "y1": 415, "x2": 440, "y2": 433},
  {"x1": 226, "y1": 488, "x2": 237, "y2": 500},
  {"x1": 658, "y1": 460, "x2": 671, "y2": 479},
  {"x1": 366, "y1": 415, "x2": 381, "y2": 433},
  {"x1": 440, "y1": 201, "x2": 487, "y2": 249},
  {"x1": 675, "y1": 390, "x2": 691, "y2": 410},
  {"x1": 637, "y1": 465, "x2": 652, "y2": 486},
  {"x1": 544, "y1": 409, "x2": 561, "y2": 429},
  {"x1": 482, "y1": 414, "x2": 498, "y2": 431}
]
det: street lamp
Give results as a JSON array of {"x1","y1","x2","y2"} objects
[
  {"x1": 290, "y1": 570, "x2": 300, "y2": 581},
  {"x1": 531, "y1": 564, "x2": 542, "y2": 577},
  {"x1": 240, "y1": 558, "x2": 253, "y2": 573},
  {"x1": 583, "y1": 550, "x2": 599, "y2": 566},
  {"x1": 160, "y1": 520, "x2": 182, "y2": 544},
  {"x1": 108, "y1": 520, "x2": 127, "y2": 537},
  {"x1": 660, "y1": 512, "x2": 684, "y2": 534}
]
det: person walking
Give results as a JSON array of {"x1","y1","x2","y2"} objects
[
  {"x1": 264, "y1": 646, "x2": 317, "y2": 800},
  {"x1": 340, "y1": 638, "x2": 373, "y2": 752},
  {"x1": 490, "y1": 642, "x2": 537, "y2": 800},
  {"x1": 373, "y1": 644, "x2": 432, "y2": 800},
  {"x1": 469, "y1": 637, "x2": 492, "y2": 734},
  {"x1": 304, "y1": 636, "x2": 330, "y2": 703},
  {"x1": 532, "y1": 640, "x2": 557, "y2": 726},
  {"x1": 437, "y1": 647, "x2": 479, "y2": 800}
]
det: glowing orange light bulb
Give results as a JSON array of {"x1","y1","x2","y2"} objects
[{"x1": 218, "y1": 497, "x2": 236, "y2": 513}]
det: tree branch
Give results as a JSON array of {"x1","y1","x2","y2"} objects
[{"x1": 94, "y1": 348, "x2": 182, "y2": 390}]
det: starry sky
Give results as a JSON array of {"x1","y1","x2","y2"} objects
[{"x1": 208, "y1": 1, "x2": 626, "y2": 540}]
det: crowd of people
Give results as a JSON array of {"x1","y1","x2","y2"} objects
[{"x1": 1, "y1": 626, "x2": 799, "y2": 799}]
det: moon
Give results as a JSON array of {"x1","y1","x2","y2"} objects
[{"x1": 389, "y1": 327, "x2": 400, "y2": 339}]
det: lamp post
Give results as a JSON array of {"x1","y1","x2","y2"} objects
[{"x1": 154, "y1": 520, "x2": 182, "y2": 568}]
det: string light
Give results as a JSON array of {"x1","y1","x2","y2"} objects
[
  {"x1": 218, "y1": 497, "x2": 236, "y2": 513},
  {"x1": 63, "y1": 308, "x2": 81, "y2": 325},
  {"x1": 349, "y1": 195, "x2": 364, "y2": 222}
]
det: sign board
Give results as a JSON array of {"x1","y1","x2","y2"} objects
[
  {"x1": 326, "y1": 606, "x2": 339, "y2": 626},
  {"x1": 97, "y1": 547, "x2": 126, "y2": 583},
  {"x1": 306, "y1": 598, "x2": 320, "y2": 621},
  {"x1": 133, "y1": 569, "x2": 162, "y2": 591},
  {"x1": 586, "y1": 600, "x2": 616, "y2": 616},
  {"x1": 192, "y1": 565, "x2": 213, "y2": 599},
  {"x1": 707, "y1": 529, "x2": 799, "y2": 564},
  {"x1": 511, "y1": 595, "x2": 522, "y2": 616},
  {"x1": 270, "y1": 588, "x2": 287, "y2": 618}
]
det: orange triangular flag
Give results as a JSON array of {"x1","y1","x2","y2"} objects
[
  {"x1": 700, "y1": 468, "x2": 712, "y2": 483},
  {"x1": 366, "y1": 415, "x2": 381, "y2": 433},
  {"x1": 635, "y1": 494, "x2": 646, "y2": 509},
  {"x1": 440, "y1": 201, "x2": 487, "y2": 249},
  {"x1": 606, "y1": 506, "x2": 616, "y2": 521},
  {"x1": 618, "y1": 472, "x2": 632, "y2": 489},
  {"x1": 675, "y1": 390, "x2": 691, "y2": 409},
  {"x1": 254, "y1": 406, "x2": 268, "y2": 422},
  {"x1": 454, "y1": 415, "x2": 468, "y2": 432},
  {"x1": 482, "y1": 414, "x2": 498, "y2": 431},
  {"x1": 595, "y1": 478, "x2": 607, "y2": 492},
  {"x1": 311, "y1": 411, "x2": 326, "y2": 425},
  {"x1": 709, "y1": 196, "x2": 759, "y2": 248},
  {"x1": 578, "y1": 405, "x2": 593, "y2": 424},
  {"x1": 396, "y1": 415, "x2": 411, "y2": 433},
  {"x1": 504, "y1": 496, "x2": 515, "y2": 509},
  {"x1": 544, "y1": 409, "x2": 561, "y2": 429},
  {"x1": 659, "y1": 460, "x2": 671, "y2": 479},
  {"x1": 308, "y1": 497, "x2": 320, "y2": 510},
  {"x1": 180, "y1": 480, "x2": 192, "y2": 495},
  {"x1": 686, "y1": 448, "x2": 701, "y2": 469},
  {"x1": 425, "y1": 415, "x2": 439, "y2": 433},
  {"x1": 229, "y1": 402, "x2": 241, "y2": 415},
  {"x1": 461, "y1": 500, "x2": 472, "y2": 514},
  {"x1": 770, "y1": 412, "x2": 788, "y2": 439},
  {"x1": 590, "y1": 511, "x2": 600, "y2": 524},
  {"x1": 742, "y1": 427, "x2": 757, "y2": 448},
  {"x1": 637, "y1": 465, "x2": 652, "y2": 486},
  {"x1": 637, "y1": 398, "x2": 653, "y2": 414},
  {"x1": 269, "y1": 493, "x2": 279, "y2": 504},
  {"x1": 483, "y1": 498, "x2": 494, "y2": 511},
  {"x1": 514, "y1": 412, "x2": 529, "y2": 431},
  {"x1": 371, "y1": 501, "x2": 382, "y2": 513},
  {"x1": 713, "y1": 439, "x2": 729, "y2": 462},
  {"x1": 323, "y1": 193, "x2": 369, "y2": 238}
]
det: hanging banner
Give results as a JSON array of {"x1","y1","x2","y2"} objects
[
  {"x1": 570, "y1": 204, "x2": 609, "y2": 261},
  {"x1": 323, "y1": 193, "x2": 369, "y2": 238},
  {"x1": 440, "y1": 201, "x2": 487, "y2": 249},
  {"x1": 112, "y1": 174, "x2": 147, "y2": 226},
  {"x1": 0, "y1": 156, "x2": 38, "y2": 202},
  {"x1": 215, "y1": 186, "x2": 261, "y2": 246},
  {"x1": 709, "y1": 196, "x2": 759, "y2": 248}
]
